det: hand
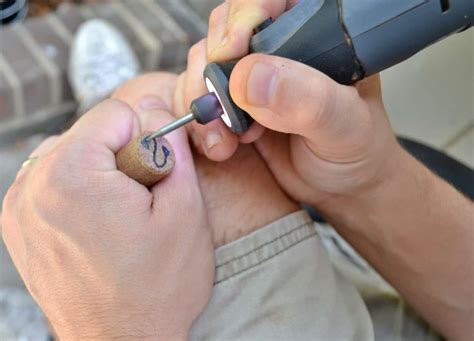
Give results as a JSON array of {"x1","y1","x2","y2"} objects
[
  {"x1": 113, "y1": 73, "x2": 299, "y2": 248},
  {"x1": 181, "y1": 0, "x2": 297, "y2": 162},
  {"x1": 198, "y1": 3, "x2": 474, "y2": 340},
  {"x1": 1, "y1": 100, "x2": 214, "y2": 340},
  {"x1": 190, "y1": 0, "x2": 401, "y2": 205}
]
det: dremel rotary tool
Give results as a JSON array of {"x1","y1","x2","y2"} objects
[{"x1": 148, "y1": 0, "x2": 472, "y2": 140}]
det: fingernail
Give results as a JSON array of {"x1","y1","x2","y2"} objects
[
  {"x1": 247, "y1": 62, "x2": 278, "y2": 106},
  {"x1": 205, "y1": 130, "x2": 222, "y2": 152},
  {"x1": 138, "y1": 96, "x2": 168, "y2": 111}
]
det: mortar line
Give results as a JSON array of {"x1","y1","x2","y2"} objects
[
  {"x1": 79, "y1": 6, "x2": 96, "y2": 20},
  {"x1": 162, "y1": 0, "x2": 207, "y2": 36},
  {"x1": 14, "y1": 25, "x2": 62, "y2": 106},
  {"x1": 111, "y1": 1, "x2": 162, "y2": 70},
  {"x1": 442, "y1": 121, "x2": 474, "y2": 150},
  {"x1": 140, "y1": 0, "x2": 188, "y2": 43},
  {"x1": 46, "y1": 13, "x2": 73, "y2": 45},
  {"x1": 0, "y1": 54, "x2": 25, "y2": 117}
]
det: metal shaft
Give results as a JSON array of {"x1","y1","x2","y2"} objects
[{"x1": 147, "y1": 113, "x2": 195, "y2": 140}]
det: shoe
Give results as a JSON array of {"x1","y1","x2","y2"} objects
[
  {"x1": 0, "y1": 0, "x2": 28, "y2": 25},
  {"x1": 69, "y1": 19, "x2": 140, "y2": 113}
]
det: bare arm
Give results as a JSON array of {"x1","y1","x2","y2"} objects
[
  {"x1": 319, "y1": 148, "x2": 473, "y2": 340},
  {"x1": 178, "y1": 0, "x2": 473, "y2": 338}
]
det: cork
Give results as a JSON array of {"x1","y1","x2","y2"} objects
[{"x1": 116, "y1": 132, "x2": 176, "y2": 187}]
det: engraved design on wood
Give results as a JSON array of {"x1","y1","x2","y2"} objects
[
  {"x1": 116, "y1": 131, "x2": 175, "y2": 187},
  {"x1": 141, "y1": 136, "x2": 171, "y2": 169}
]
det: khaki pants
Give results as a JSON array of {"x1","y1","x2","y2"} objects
[{"x1": 191, "y1": 211, "x2": 373, "y2": 340}]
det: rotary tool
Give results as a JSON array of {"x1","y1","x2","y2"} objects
[
  {"x1": 118, "y1": 0, "x2": 472, "y2": 187},
  {"x1": 149, "y1": 0, "x2": 472, "y2": 139}
]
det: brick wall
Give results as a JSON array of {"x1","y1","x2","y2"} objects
[{"x1": 0, "y1": 0, "x2": 220, "y2": 144}]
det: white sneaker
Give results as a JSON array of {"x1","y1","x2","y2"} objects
[{"x1": 69, "y1": 19, "x2": 140, "y2": 113}]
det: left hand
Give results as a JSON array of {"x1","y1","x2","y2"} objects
[{"x1": 2, "y1": 99, "x2": 214, "y2": 340}]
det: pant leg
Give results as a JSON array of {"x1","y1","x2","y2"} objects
[{"x1": 190, "y1": 210, "x2": 374, "y2": 341}]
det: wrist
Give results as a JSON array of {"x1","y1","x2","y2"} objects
[{"x1": 316, "y1": 144, "x2": 429, "y2": 225}]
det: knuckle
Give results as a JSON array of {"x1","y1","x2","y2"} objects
[
  {"x1": 298, "y1": 76, "x2": 337, "y2": 130},
  {"x1": 32, "y1": 155, "x2": 61, "y2": 194},
  {"x1": 32, "y1": 145, "x2": 80, "y2": 198},
  {"x1": 187, "y1": 39, "x2": 206, "y2": 63},
  {"x1": 99, "y1": 98, "x2": 134, "y2": 117},
  {"x1": 310, "y1": 77, "x2": 337, "y2": 127},
  {"x1": 209, "y1": 5, "x2": 227, "y2": 27}
]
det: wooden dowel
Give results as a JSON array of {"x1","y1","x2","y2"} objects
[{"x1": 116, "y1": 132, "x2": 175, "y2": 187}]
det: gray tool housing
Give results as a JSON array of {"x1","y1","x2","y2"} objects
[
  {"x1": 204, "y1": 0, "x2": 473, "y2": 134},
  {"x1": 342, "y1": 0, "x2": 473, "y2": 75}
]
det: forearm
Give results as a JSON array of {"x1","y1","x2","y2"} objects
[{"x1": 319, "y1": 146, "x2": 473, "y2": 340}]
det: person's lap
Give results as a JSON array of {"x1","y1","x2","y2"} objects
[
  {"x1": 111, "y1": 73, "x2": 375, "y2": 340},
  {"x1": 112, "y1": 72, "x2": 300, "y2": 247}
]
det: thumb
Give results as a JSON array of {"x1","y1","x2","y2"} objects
[
  {"x1": 65, "y1": 99, "x2": 140, "y2": 171},
  {"x1": 229, "y1": 55, "x2": 371, "y2": 144}
]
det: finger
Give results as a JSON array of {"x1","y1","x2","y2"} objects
[
  {"x1": 30, "y1": 136, "x2": 61, "y2": 158},
  {"x1": 254, "y1": 130, "x2": 316, "y2": 204},
  {"x1": 184, "y1": 39, "x2": 238, "y2": 161},
  {"x1": 208, "y1": 0, "x2": 287, "y2": 62},
  {"x1": 184, "y1": 40, "x2": 208, "y2": 114},
  {"x1": 133, "y1": 99, "x2": 200, "y2": 208},
  {"x1": 111, "y1": 72, "x2": 179, "y2": 112},
  {"x1": 287, "y1": 0, "x2": 300, "y2": 9},
  {"x1": 173, "y1": 72, "x2": 188, "y2": 116},
  {"x1": 207, "y1": 2, "x2": 231, "y2": 57},
  {"x1": 238, "y1": 122, "x2": 265, "y2": 144},
  {"x1": 229, "y1": 54, "x2": 373, "y2": 159},
  {"x1": 15, "y1": 136, "x2": 61, "y2": 180},
  {"x1": 65, "y1": 99, "x2": 141, "y2": 171}
]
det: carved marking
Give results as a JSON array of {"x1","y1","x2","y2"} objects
[{"x1": 141, "y1": 136, "x2": 171, "y2": 169}]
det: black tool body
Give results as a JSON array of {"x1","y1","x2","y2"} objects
[{"x1": 203, "y1": 0, "x2": 472, "y2": 134}]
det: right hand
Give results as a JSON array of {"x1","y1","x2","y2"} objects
[{"x1": 185, "y1": 0, "x2": 403, "y2": 206}]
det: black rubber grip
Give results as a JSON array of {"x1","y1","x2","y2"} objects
[{"x1": 204, "y1": 62, "x2": 254, "y2": 134}]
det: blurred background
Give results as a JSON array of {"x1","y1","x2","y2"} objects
[{"x1": 0, "y1": 0, "x2": 472, "y2": 339}]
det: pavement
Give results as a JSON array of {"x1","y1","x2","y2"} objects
[
  {"x1": 382, "y1": 29, "x2": 473, "y2": 168},
  {"x1": 0, "y1": 14, "x2": 472, "y2": 341}
]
